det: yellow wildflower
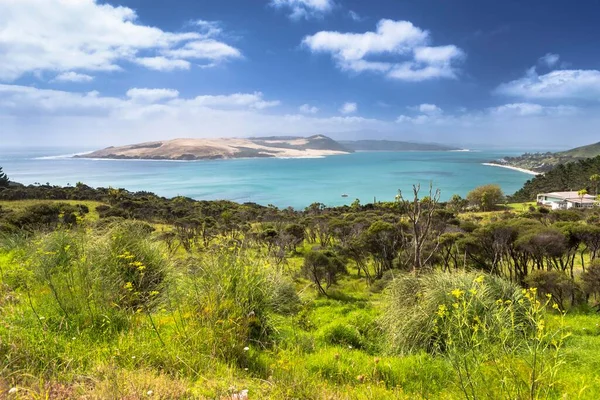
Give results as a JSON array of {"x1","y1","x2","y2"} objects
[{"x1": 451, "y1": 289, "x2": 465, "y2": 298}]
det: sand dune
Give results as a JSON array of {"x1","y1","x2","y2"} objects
[{"x1": 77, "y1": 136, "x2": 351, "y2": 161}]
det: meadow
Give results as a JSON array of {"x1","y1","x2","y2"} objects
[{"x1": 0, "y1": 183, "x2": 600, "y2": 399}]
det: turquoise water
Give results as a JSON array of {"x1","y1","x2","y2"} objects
[{"x1": 0, "y1": 148, "x2": 533, "y2": 209}]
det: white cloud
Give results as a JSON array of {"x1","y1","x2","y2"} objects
[
  {"x1": 302, "y1": 19, "x2": 464, "y2": 81},
  {"x1": 271, "y1": 0, "x2": 334, "y2": 19},
  {"x1": 194, "y1": 20, "x2": 223, "y2": 37},
  {"x1": 174, "y1": 92, "x2": 280, "y2": 110},
  {"x1": 489, "y1": 103, "x2": 578, "y2": 117},
  {"x1": 133, "y1": 57, "x2": 191, "y2": 71},
  {"x1": 299, "y1": 104, "x2": 319, "y2": 114},
  {"x1": 495, "y1": 68, "x2": 600, "y2": 100},
  {"x1": 53, "y1": 72, "x2": 94, "y2": 83},
  {"x1": 161, "y1": 40, "x2": 242, "y2": 63},
  {"x1": 0, "y1": 84, "x2": 392, "y2": 146},
  {"x1": 340, "y1": 102, "x2": 357, "y2": 114},
  {"x1": 539, "y1": 53, "x2": 560, "y2": 68},
  {"x1": 0, "y1": 0, "x2": 241, "y2": 81},
  {"x1": 2, "y1": 84, "x2": 599, "y2": 148},
  {"x1": 126, "y1": 88, "x2": 180, "y2": 103},
  {"x1": 348, "y1": 11, "x2": 362, "y2": 21},
  {"x1": 414, "y1": 103, "x2": 443, "y2": 115}
]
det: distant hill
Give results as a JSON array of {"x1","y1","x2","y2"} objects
[
  {"x1": 77, "y1": 135, "x2": 352, "y2": 161},
  {"x1": 489, "y1": 141, "x2": 600, "y2": 173},
  {"x1": 340, "y1": 140, "x2": 461, "y2": 152},
  {"x1": 557, "y1": 142, "x2": 600, "y2": 158},
  {"x1": 510, "y1": 155, "x2": 600, "y2": 201}
]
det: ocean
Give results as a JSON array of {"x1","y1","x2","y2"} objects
[{"x1": 0, "y1": 148, "x2": 533, "y2": 209}]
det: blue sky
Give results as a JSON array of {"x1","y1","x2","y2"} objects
[{"x1": 1, "y1": 0, "x2": 600, "y2": 148}]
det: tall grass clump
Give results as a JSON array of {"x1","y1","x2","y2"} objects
[
  {"x1": 90, "y1": 221, "x2": 169, "y2": 311},
  {"x1": 181, "y1": 250, "x2": 300, "y2": 365},
  {"x1": 381, "y1": 272, "x2": 569, "y2": 399},
  {"x1": 381, "y1": 271, "x2": 527, "y2": 354}
]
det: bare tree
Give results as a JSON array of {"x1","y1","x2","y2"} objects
[{"x1": 396, "y1": 183, "x2": 442, "y2": 274}]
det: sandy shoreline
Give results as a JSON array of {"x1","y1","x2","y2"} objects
[{"x1": 482, "y1": 163, "x2": 540, "y2": 176}]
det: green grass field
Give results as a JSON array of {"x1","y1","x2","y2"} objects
[{"x1": 1, "y1": 200, "x2": 600, "y2": 399}]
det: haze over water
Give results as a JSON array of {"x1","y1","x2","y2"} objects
[{"x1": 1, "y1": 148, "x2": 532, "y2": 209}]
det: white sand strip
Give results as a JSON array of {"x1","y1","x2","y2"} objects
[{"x1": 482, "y1": 163, "x2": 541, "y2": 176}]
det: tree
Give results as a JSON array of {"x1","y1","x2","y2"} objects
[
  {"x1": 302, "y1": 251, "x2": 346, "y2": 296},
  {"x1": 467, "y1": 184, "x2": 504, "y2": 211},
  {"x1": 0, "y1": 167, "x2": 9, "y2": 188},
  {"x1": 447, "y1": 194, "x2": 468, "y2": 213},
  {"x1": 578, "y1": 189, "x2": 588, "y2": 206},
  {"x1": 396, "y1": 183, "x2": 442, "y2": 273},
  {"x1": 590, "y1": 174, "x2": 600, "y2": 195}
]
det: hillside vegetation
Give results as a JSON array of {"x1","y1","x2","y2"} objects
[
  {"x1": 511, "y1": 155, "x2": 600, "y2": 201},
  {"x1": 1, "y1": 179, "x2": 600, "y2": 398},
  {"x1": 491, "y1": 141, "x2": 600, "y2": 173}
]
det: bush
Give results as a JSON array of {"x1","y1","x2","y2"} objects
[
  {"x1": 525, "y1": 270, "x2": 580, "y2": 310},
  {"x1": 467, "y1": 185, "x2": 505, "y2": 211},
  {"x1": 183, "y1": 251, "x2": 285, "y2": 362},
  {"x1": 90, "y1": 221, "x2": 168, "y2": 311},
  {"x1": 317, "y1": 321, "x2": 363, "y2": 348},
  {"x1": 380, "y1": 271, "x2": 527, "y2": 354},
  {"x1": 581, "y1": 260, "x2": 600, "y2": 300}
]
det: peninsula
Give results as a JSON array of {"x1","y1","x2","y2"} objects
[
  {"x1": 76, "y1": 135, "x2": 352, "y2": 160},
  {"x1": 76, "y1": 136, "x2": 465, "y2": 161}
]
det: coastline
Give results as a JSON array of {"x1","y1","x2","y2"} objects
[{"x1": 482, "y1": 163, "x2": 540, "y2": 176}]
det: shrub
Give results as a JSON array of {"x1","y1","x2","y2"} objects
[
  {"x1": 525, "y1": 270, "x2": 579, "y2": 310},
  {"x1": 581, "y1": 260, "x2": 600, "y2": 300},
  {"x1": 467, "y1": 184, "x2": 505, "y2": 211},
  {"x1": 317, "y1": 321, "x2": 363, "y2": 348},
  {"x1": 90, "y1": 221, "x2": 168, "y2": 311},
  {"x1": 380, "y1": 271, "x2": 527, "y2": 354},
  {"x1": 183, "y1": 251, "x2": 285, "y2": 362}
]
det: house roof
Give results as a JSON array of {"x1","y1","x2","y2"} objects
[{"x1": 538, "y1": 191, "x2": 597, "y2": 203}]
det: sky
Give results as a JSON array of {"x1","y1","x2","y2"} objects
[{"x1": 1, "y1": 0, "x2": 600, "y2": 149}]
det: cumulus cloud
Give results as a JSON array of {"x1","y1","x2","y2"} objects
[
  {"x1": 302, "y1": 20, "x2": 464, "y2": 81},
  {"x1": 340, "y1": 102, "x2": 357, "y2": 114},
  {"x1": 0, "y1": 0, "x2": 241, "y2": 81},
  {"x1": 299, "y1": 104, "x2": 319, "y2": 114},
  {"x1": 495, "y1": 68, "x2": 600, "y2": 100},
  {"x1": 126, "y1": 88, "x2": 180, "y2": 103},
  {"x1": 52, "y1": 72, "x2": 95, "y2": 83},
  {"x1": 271, "y1": 0, "x2": 334, "y2": 19}
]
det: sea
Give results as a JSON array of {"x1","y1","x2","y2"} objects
[{"x1": 0, "y1": 147, "x2": 533, "y2": 209}]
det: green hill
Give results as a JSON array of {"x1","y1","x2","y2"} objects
[
  {"x1": 557, "y1": 141, "x2": 600, "y2": 158},
  {"x1": 490, "y1": 141, "x2": 600, "y2": 173},
  {"x1": 510, "y1": 155, "x2": 600, "y2": 201}
]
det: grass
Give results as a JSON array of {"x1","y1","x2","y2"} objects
[
  {"x1": 1, "y1": 219, "x2": 600, "y2": 399},
  {"x1": 0, "y1": 199, "x2": 106, "y2": 221}
]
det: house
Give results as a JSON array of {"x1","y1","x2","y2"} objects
[{"x1": 536, "y1": 191, "x2": 597, "y2": 210}]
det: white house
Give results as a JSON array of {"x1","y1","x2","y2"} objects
[{"x1": 537, "y1": 191, "x2": 597, "y2": 210}]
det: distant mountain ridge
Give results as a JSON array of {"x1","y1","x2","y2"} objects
[
  {"x1": 489, "y1": 141, "x2": 600, "y2": 173},
  {"x1": 340, "y1": 140, "x2": 461, "y2": 152}
]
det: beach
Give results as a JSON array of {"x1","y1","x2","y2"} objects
[{"x1": 481, "y1": 163, "x2": 540, "y2": 176}]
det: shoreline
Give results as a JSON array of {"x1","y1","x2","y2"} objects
[{"x1": 482, "y1": 163, "x2": 540, "y2": 176}]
